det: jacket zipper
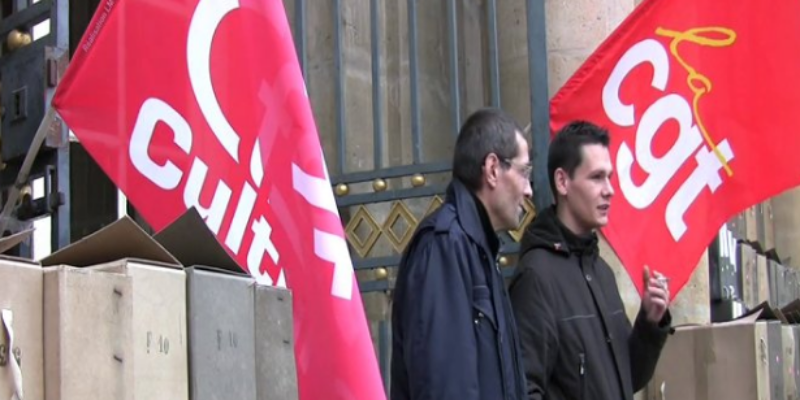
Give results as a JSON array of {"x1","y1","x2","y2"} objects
[{"x1": 579, "y1": 353, "x2": 586, "y2": 400}]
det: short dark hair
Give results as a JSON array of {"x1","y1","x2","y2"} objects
[
  {"x1": 548, "y1": 121, "x2": 610, "y2": 197},
  {"x1": 452, "y1": 108, "x2": 523, "y2": 191}
]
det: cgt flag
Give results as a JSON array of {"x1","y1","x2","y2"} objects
[
  {"x1": 52, "y1": 0, "x2": 385, "y2": 399},
  {"x1": 550, "y1": 0, "x2": 800, "y2": 296}
]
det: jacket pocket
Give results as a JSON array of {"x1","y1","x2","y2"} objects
[
  {"x1": 472, "y1": 285, "x2": 497, "y2": 330},
  {"x1": 578, "y1": 352, "x2": 586, "y2": 400}
]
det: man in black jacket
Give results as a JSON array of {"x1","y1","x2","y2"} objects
[
  {"x1": 391, "y1": 108, "x2": 532, "y2": 400},
  {"x1": 509, "y1": 121, "x2": 671, "y2": 400}
]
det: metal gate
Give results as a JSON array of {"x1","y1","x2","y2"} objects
[
  {"x1": 0, "y1": 0, "x2": 128, "y2": 261},
  {"x1": 287, "y1": 0, "x2": 551, "y2": 391}
]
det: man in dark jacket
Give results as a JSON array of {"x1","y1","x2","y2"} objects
[
  {"x1": 509, "y1": 121, "x2": 671, "y2": 400},
  {"x1": 391, "y1": 108, "x2": 532, "y2": 400}
]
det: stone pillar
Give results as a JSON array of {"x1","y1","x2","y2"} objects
[
  {"x1": 772, "y1": 187, "x2": 800, "y2": 267},
  {"x1": 545, "y1": 0, "x2": 636, "y2": 95},
  {"x1": 497, "y1": 0, "x2": 532, "y2": 125}
]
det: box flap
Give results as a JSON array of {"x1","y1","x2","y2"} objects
[
  {"x1": 671, "y1": 311, "x2": 764, "y2": 331},
  {"x1": 0, "y1": 228, "x2": 33, "y2": 254},
  {"x1": 671, "y1": 323, "x2": 706, "y2": 330},
  {"x1": 154, "y1": 208, "x2": 244, "y2": 273},
  {"x1": 40, "y1": 216, "x2": 179, "y2": 267},
  {"x1": 781, "y1": 299, "x2": 800, "y2": 323},
  {"x1": 736, "y1": 300, "x2": 784, "y2": 323}
]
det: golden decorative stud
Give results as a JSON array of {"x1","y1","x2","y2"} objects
[
  {"x1": 7, "y1": 30, "x2": 32, "y2": 51},
  {"x1": 20, "y1": 185, "x2": 31, "y2": 198},
  {"x1": 498, "y1": 256, "x2": 509, "y2": 267},
  {"x1": 410, "y1": 174, "x2": 426, "y2": 187},
  {"x1": 334, "y1": 183, "x2": 349, "y2": 196},
  {"x1": 373, "y1": 178, "x2": 387, "y2": 192},
  {"x1": 375, "y1": 267, "x2": 388, "y2": 280}
]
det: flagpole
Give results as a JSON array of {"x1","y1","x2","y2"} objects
[{"x1": 0, "y1": 106, "x2": 57, "y2": 237}]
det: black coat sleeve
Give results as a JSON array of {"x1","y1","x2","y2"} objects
[
  {"x1": 628, "y1": 309, "x2": 671, "y2": 392},
  {"x1": 509, "y1": 264, "x2": 559, "y2": 400},
  {"x1": 400, "y1": 235, "x2": 480, "y2": 400}
]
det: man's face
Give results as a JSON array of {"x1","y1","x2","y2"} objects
[
  {"x1": 490, "y1": 134, "x2": 534, "y2": 231},
  {"x1": 558, "y1": 144, "x2": 614, "y2": 232}
]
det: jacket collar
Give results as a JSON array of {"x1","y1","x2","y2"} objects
[
  {"x1": 520, "y1": 205, "x2": 598, "y2": 257},
  {"x1": 445, "y1": 179, "x2": 500, "y2": 258}
]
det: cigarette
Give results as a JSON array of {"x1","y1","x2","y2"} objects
[{"x1": 657, "y1": 276, "x2": 670, "y2": 290}]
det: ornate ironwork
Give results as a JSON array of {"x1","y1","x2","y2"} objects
[
  {"x1": 383, "y1": 201, "x2": 418, "y2": 253},
  {"x1": 509, "y1": 198, "x2": 536, "y2": 242},
  {"x1": 344, "y1": 205, "x2": 382, "y2": 258},
  {"x1": 342, "y1": 189, "x2": 536, "y2": 261},
  {"x1": 343, "y1": 194, "x2": 444, "y2": 259}
]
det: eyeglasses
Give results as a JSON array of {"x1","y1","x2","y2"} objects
[{"x1": 502, "y1": 158, "x2": 533, "y2": 180}]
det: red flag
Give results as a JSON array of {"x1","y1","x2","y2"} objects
[
  {"x1": 550, "y1": 0, "x2": 800, "y2": 296},
  {"x1": 52, "y1": 0, "x2": 385, "y2": 399}
]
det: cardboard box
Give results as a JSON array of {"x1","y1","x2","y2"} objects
[
  {"x1": 767, "y1": 321, "x2": 784, "y2": 399},
  {"x1": 740, "y1": 244, "x2": 760, "y2": 309},
  {"x1": 782, "y1": 325, "x2": 796, "y2": 400},
  {"x1": 0, "y1": 230, "x2": 42, "y2": 400},
  {"x1": 41, "y1": 217, "x2": 189, "y2": 400},
  {"x1": 255, "y1": 285, "x2": 298, "y2": 400},
  {"x1": 794, "y1": 326, "x2": 800, "y2": 396},
  {"x1": 647, "y1": 320, "x2": 772, "y2": 400},
  {"x1": 155, "y1": 210, "x2": 257, "y2": 400},
  {"x1": 728, "y1": 214, "x2": 747, "y2": 241},
  {"x1": 43, "y1": 266, "x2": 133, "y2": 400},
  {"x1": 35, "y1": 207, "x2": 297, "y2": 400},
  {"x1": 757, "y1": 255, "x2": 771, "y2": 308},
  {"x1": 767, "y1": 260, "x2": 781, "y2": 307},
  {"x1": 746, "y1": 206, "x2": 759, "y2": 243},
  {"x1": 762, "y1": 200, "x2": 776, "y2": 251},
  {"x1": 768, "y1": 261, "x2": 800, "y2": 309}
]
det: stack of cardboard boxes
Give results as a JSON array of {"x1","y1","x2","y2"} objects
[
  {"x1": 0, "y1": 209, "x2": 298, "y2": 400},
  {"x1": 647, "y1": 202, "x2": 800, "y2": 400},
  {"x1": 646, "y1": 314, "x2": 799, "y2": 400}
]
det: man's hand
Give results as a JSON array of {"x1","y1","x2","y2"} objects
[{"x1": 642, "y1": 266, "x2": 669, "y2": 324}]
